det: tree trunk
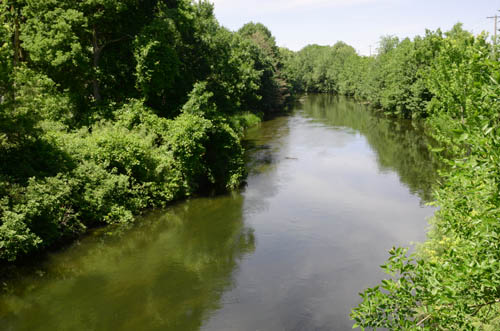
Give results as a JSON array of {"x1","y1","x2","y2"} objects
[
  {"x1": 11, "y1": 4, "x2": 20, "y2": 104},
  {"x1": 13, "y1": 9, "x2": 20, "y2": 68},
  {"x1": 92, "y1": 26, "x2": 102, "y2": 102}
]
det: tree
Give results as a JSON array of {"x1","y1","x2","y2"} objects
[
  {"x1": 377, "y1": 35, "x2": 399, "y2": 55},
  {"x1": 20, "y1": 0, "x2": 159, "y2": 117}
]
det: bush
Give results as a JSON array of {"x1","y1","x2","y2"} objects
[{"x1": 0, "y1": 175, "x2": 82, "y2": 261}]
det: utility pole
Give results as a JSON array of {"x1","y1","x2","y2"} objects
[
  {"x1": 487, "y1": 12, "x2": 499, "y2": 57},
  {"x1": 369, "y1": 45, "x2": 372, "y2": 57}
]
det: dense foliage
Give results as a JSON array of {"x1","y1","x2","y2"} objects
[
  {"x1": 281, "y1": 30, "x2": 449, "y2": 119},
  {"x1": 0, "y1": 0, "x2": 290, "y2": 262},
  {"x1": 282, "y1": 25, "x2": 500, "y2": 329}
]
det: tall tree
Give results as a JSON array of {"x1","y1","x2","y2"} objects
[{"x1": 20, "y1": 0, "x2": 158, "y2": 117}]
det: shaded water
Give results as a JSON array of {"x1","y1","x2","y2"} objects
[{"x1": 0, "y1": 95, "x2": 439, "y2": 330}]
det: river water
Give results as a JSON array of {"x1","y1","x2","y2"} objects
[{"x1": 0, "y1": 94, "x2": 439, "y2": 331}]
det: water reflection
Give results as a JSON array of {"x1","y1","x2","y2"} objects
[
  {"x1": 300, "y1": 94, "x2": 440, "y2": 202},
  {"x1": 0, "y1": 196, "x2": 255, "y2": 331},
  {"x1": 202, "y1": 95, "x2": 438, "y2": 330}
]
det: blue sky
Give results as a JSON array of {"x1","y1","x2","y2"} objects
[{"x1": 211, "y1": 0, "x2": 499, "y2": 55}]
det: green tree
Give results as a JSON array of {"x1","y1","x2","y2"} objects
[
  {"x1": 239, "y1": 22, "x2": 291, "y2": 111},
  {"x1": 377, "y1": 35, "x2": 399, "y2": 55},
  {"x1": 20, "y1": 0, "x2": 159, "y2": 116}
]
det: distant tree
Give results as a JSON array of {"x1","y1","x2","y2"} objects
[
  {"x1": 238, "y1": 22, "x2": 291, "y2": 111},
  {"x1": 238, "y1": 22, "x2": 280, "y2": 68},
  {"x1": 377, "y1": 35, "x2": 399, "y2": 55}
]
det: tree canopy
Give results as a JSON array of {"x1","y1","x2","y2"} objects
[{"x1": 0, "y1": 0, "x2": 290, "y2": 262}]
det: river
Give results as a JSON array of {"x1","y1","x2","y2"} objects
[{"x1": 0, "y1": 94, "x2": 439, "y2": 330}]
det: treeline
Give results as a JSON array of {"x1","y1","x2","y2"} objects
[
  {"x1": 0, "y1": 0, "x2": 290, "y2": 262},
  {"x1": 281, "y1": 25, "x2": 500, "y2": 328},
  {"x1": 282, "y1": 24, "x2": 488, "y2": 119}
]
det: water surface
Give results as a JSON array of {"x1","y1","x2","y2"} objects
[{"x1": 0, "y1": 94, "x2": 439, "y2": 330}]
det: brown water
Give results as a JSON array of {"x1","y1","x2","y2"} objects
[{"x1": 0, "y1": 94, "x2": 439, "y2": 331}]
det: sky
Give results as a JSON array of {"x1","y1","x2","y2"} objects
[{"x1": 210, "y1": 0, "x2": 500, "y2": 55}]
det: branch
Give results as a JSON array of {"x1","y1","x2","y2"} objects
[
  {"x1": 104, "y1": 34, "x2": 133, "y2": 47},
  {"x1": 415, "y1": 299, "x2": 500, "y2": 325},
  {"x1": 416, "y1": 314, "x2": 431, "y2": 327},
  {"x1": 93, "y1": 25, "x2": 133, "y2": 53},
  {"x1": 471, "y1": 298, "x2": 500, "y2": 316}
]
